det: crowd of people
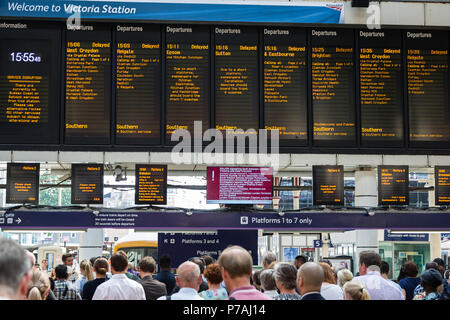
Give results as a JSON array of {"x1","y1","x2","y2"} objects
[{"x1": 0, "y1": 237, "x2": 449, "y2": 301}]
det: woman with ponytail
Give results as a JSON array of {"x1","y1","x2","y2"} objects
[
  {"x1": 74, "y1": 259, "x2": 94, "y2": 296},
  {"x1": 27, "y1": 270, "x2": 50, "y2": 300},
  {"x1": 343, "y1": 281, "x2": 371, "y2": 300}
]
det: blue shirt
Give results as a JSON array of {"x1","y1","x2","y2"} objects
[{"x1": 399, "y1": 277, "x2": 421, "y2": 300}]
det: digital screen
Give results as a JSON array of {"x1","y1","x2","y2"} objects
[
  {"x1": 135, "y1": 164, "x2": 167, "y2": 204},
  {"x1": 65, "y1": 25, "x2": 111, "y2": 145},
  {"x1": 165, "y1": 25, "x2": 210, "y2": 141},
  {"x1": 0, "y1": 23, "x2": 60, "y2": 144},
  {"x1": 312, "y1": 165, "x2": 344, "y2": 206},
  {"x1": 378, "y1": 165, "x2": 409, "y2": 205},
  {"x1": 435, "y1": 166, "x2": 450, "y2": 205},
  {"x1": 6, "y1": 163, "x2": 40, "y2": 204},
  {"x1": 215, "y1": 27, "x2": 259, "y2": 136},
  {"x1": 359, "y1": 30, "x2": 404, "y2": 147},
  {"x1": 71, "y1": 163, "x2": 104, "y2": 204},
  {"x1": 206, "y1": 167, "x2": 273, "y2": 204},
  {"x1": 264, "y1": 28, "x2": 307, "y2": 145},
  {"x1": 311, "y1": 29, "x2": 356, "y2": 147},
  {"x1": 115, "y1": 25, "x2": 161, "y2": 145},
  {"x1": 407, "y1": 31, "x2": 450, "y2": 146}
]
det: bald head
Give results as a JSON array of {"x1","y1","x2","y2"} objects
[
  {"x1": 176, "y1": 261, "x2": 201, "y2": 289},
  {"x1": 218, "y1": 246, "x2": 253, "y2": 279},
  {"x1": 297, "y1": 262, "x2": 324, "y2": 295}
]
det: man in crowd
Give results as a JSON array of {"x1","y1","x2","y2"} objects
[
  {"x1": 218, "y1": 246, "x2": 270, "y2": 300},
  {"x1": 137, "y1": 256, "x2": 167, "y2": 300},
  {"x1": 0, "y1": 238, "x2": 32, "y2": 300},
  {"x1": 93, "y1": 253, "x2": 145, "y2": 300},
  {"x1": 154, "y1": 254, "x2": 176, "y2": 294},
  {"x1": 62, "y1": 253, "x2": 78, "y2": 284},
  {"x1": 116, "y1": 250, "x2": 139, "y2": 281},
  {"x1": 157, "y1": 261, "x2": 204, "y2": 300},
  {"x1": 380, "y1": 261, "x2": 402, "y2": 290},
  {"x1": 262, "y1": 251, "x2": 277, "y2": 269},
  {"x1": 171, "y1": 257, "x2": 208, "y2": 294},
  {"x1": 297, "y1": 262, "x2": 325, "y2": 300},
  {"x1": 353, "y1": 251, "x2": 404, "y2": 300},
  {"x1": 294, "y1": 255, "x2": 308, "y2": 270},
  {"x1": 53, "y1": 264, "x2": 81, "y2": 300}
]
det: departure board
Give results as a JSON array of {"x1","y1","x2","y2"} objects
[
  {"x1": 6, "y1": 163, "x2": 40, "y2": 204},
  {"x1": 71, "y1": 164, "x2": 104, "y2": 204},
  {"x1": 115, "y1": 25, "x2": 161, "y2": 145},
  {"x1": 312, "y1": 165, "x2": 344, "y2": 206},
  {"x1": 135, "y1": 164, "x2": 167, "y2": 204},
  {"x1": 378, "y1": 165, "x2": 409, "y2": 205},
  {"x1": 435, "y1": 166, "x2": 450, "y2": 205},
  {"x1": 215, "y1": 27, "x2": 259, "y2": 135},
  {"x1": 166, "y1": 25, "x2": 210, "y2": 140},
  {"x1": 264, "y1": 28, "x2": 307, "y2": 145},
  {"x1": 0, "y1": 22, "x2": 60, "y2": 144},
  {"x1": 359, "y1": 30, "x2": 404, "y2": 147},
  {"x1": 311, "y1": 29, "x2": 356, "y2": 147},
  {"x1": 407, "y1": 31, "x2": 450, "y2": 146},
  {"x1": 65, "y1": 25, "x2": 111, "y2": 145}
]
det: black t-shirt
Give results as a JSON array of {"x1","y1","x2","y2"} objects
[{"x1": 82, "y1": 278, "x2": 107, "y2": 300}]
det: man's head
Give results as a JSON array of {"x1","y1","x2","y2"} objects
[
  {"x1": 41, "y1": 259, "x2": 48, "y2": 268},
  {"x1": 189, "y1": 257, "x2": 206, "y2": 274},
  {"x1": 425, "y1": 262, "x2": 439, "y2": 271},
  {"x1": 262, "y1": 252, "x2": 277, "y2": 269},
  {"x1": 380, "y1": 261, "x2": 390, "y2": 277},
  {"x1": 297, "y1": 262, "x2": 324, "y2": 296},
  {"x1": 201, "y1": 255, "x2": 215, "y2": 267},
  {"x1": 218, "y1": 246, "x2": 253, "y2": 290},
  {"x1": 138, "y1": 256, "x2": 157, "y2": 276},
  {"x1": 294, "y1": 255, "x2": 308, "y2": 269},
  {"x1": 176, "y1": 261, "x2": 202, "y2": 290},
  {"x1": 159, "y1": 254, "x2": 172, "y2": 270},
  {"x1": 61, "y1": 253, "x2": 73, "y2": 267},
  {"x1": 0, "y1": 238, "x2": 32, "y2": 299},
  {"x1": 54, "y1": 264, "x2": 69, "y2": 280},
  {"x1": 110, "y1": 253, "x2": 128, "y2": 274},
  {"x1": 403, "y1": 261, "x2": 419, "y2": 278},
  {"x1": 358, "y1": 251, "x2": 381, "y2": 276},
  {"x1": 432, "y1": 258, "x2": 446, "y2": 277}
]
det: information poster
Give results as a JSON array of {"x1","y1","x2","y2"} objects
[
  {"x1": 6, "y1": 162, "x2": 40, "y2": 204},
  {"x1": 71, "y1": 163, "x2": 104, "y2": 204},
  {"x1": 135, "y1": 164, "x2": 167, "y2": 204},
  {"x1": 435, "y1": 166, "x2": 450, "y2": 205},
  {"x1": 378, "y1": 165, "x2": 409, "y2": 205},
  {"x1": 312, "y1": 165, "x2": 344, "y2": 206}
]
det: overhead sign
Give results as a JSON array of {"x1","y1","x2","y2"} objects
[
  {"x1": 135, "y1": 164, "x2": 167, "y2": 205},
  {"x1": 312, "y1": 165, "x2": 344, "y2": 206},
  {"x1": 6, "y1": 163, "x2": 40, "y2": 204},
  {"x1": 384, "y1": 230, "x2": 429, "y2": 242},
  {"x1": 435, "y1": 166, "x2": 450, "y2": 206},
  {"x1": 313, "y1": 239, "x2": 322, "y2": 248},
  {"x1": 378, "y1": 165, "x2": 409, "y2": 205},
  {"x1": 158, "y1": 230, "x2": 258, "y2": 267},
  {"x1": 207, "y1": 167, "x2": 273, "y2": 204},
  {"x1": 71, "y1": 164, "x2": 104, "y2": 204}
]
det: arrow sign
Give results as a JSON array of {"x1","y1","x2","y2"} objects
[{"x1": 15, "y1": 218, "x2": 22, "y2": 224}]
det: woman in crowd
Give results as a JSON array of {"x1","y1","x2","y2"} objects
[
  {"x1": 337, "y1": 269, "x2": 353, "y2": 288},
  {"x1": 343, "y1": 281, "x2": 371, "y2": 300},
  {"x1": 82, "y1": 258, "x2": 109, "y2": 300},
  {"x1": 27, "y1": 270, "x2": 51, "y2": 300},
  {"x1": 319, "y1": 262, "x2": 344, "y2": 300},
  {"x1": 260, "y1": 269, "x2": 278, "y2": 299},
  {"x1": 398, "y1": 261, "x2": 420, "y2": 300},
  {"x1": 75, "y1": 259, "x2": 94, "y2": 296},
  {"x1": 273, "y1": 262, "x2": 301, "y2": 300},
  {"x1": 199, "y1": 263, "x2": 228, "y2": 300},
  {"x1": 418, "y1": 269, "x2": 443, "y2": 300}
]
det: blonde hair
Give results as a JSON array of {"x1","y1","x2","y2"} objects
[
  {"x1": 27, "y1": 270, "x2": 50, "y2": 300},
  {"x1": 80, "y1": 259, "x2": 94, "y2": 281},
  {"x1": 343, "y1": 281, "x2": 371, "y2": 300},
  {"x1": 319, "y1": 262, "x2": 336, "y2": 284},
  {"x1": 337, "y1": 269, "x2": 353, "y2": 287}
]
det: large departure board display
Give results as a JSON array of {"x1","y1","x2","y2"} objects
[
  {"x1": 407, "y1": 31, "x2": 450, "y2": 147},
  {"x1": 65, "y1": 25, "x2": 111, "y2": 145},
  {"x1": 264, "y1": 28, "x2": 307, "y2": 145},
  {"x1": 166, "y1": 25, "x2": 210, "y2": 140},
  {"x1": 71, "y1": 163, "x2": 104, "y2": 204},
  {"x1": 135, "y1": 164, "x2": 167, "y2": 204},
  {"x1": 215, "y1": 27, "x2": 259, "y2": 135},
  {"x1": 6, "y1": 162, "x2": 40, "y2": 204},
  {"x1": 115, "y1": 25, "x2": 161, "y2": 145},
  {"x1": 311, "y1": 29, "x2": 356, "y2": 147},
  {"x1": 312, "y1": 165, "x2": 344, "y2": 206},
  {"x1": 378, "y1": 165, "x2": 409, "y2": 205},
  {"x1": 0, "y1": 22, "x2": 60, "y2": 144},
  {"x1": 359, "y1": 30, "x2": 404, "y2": 147},
  {"x1": 435, "y1": 166, "x2": 450, "y2": 205}
]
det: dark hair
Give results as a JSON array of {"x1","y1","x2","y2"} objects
[
  {"x1": 295, "y1": 255, "x2": 308, "y2": 264},
  {"x1": 110, "y1": 254, "x2": 128, "y2": 272},
  {"x1": 425, "y1": 262, "x2": 439, "y2": 270},
  {"x1": 201, "y1": 255, "x2": 215, "y2": 267},
  {"x1": 380, "y1": 261, "x2": 390, "y2": 275},
  {"x1": 138, "y1": 256, "x2": 157, "y2": 273},
  {"x1": 433, "y1": 258, "x2": 445, "y2": 267},
  {"x1": 116, "y1": 250, "x2": 129, "y2": 262},
  {"x1": 159, "y1": 254, "x2": 171, "y2": 269},
  {"x1": 203, "y1": 263, "x2": 223, "y2": 284},
  {"x1": 61, "y1": 254, "x2": 72, "y2": 264},
  {"x1": 359, "y1": 251, "x2": 381, "y2": 268},
  {"x1": 55, "y1": 264, "x2": 68, "y2": 279},
  {"x1": 252, "y1": 269, "x2": 262, "y2": 287},
  {"x1": 94, "y1": 258, "x2": 109, "y2": 276},
  {"x1": 189, "y1": 257, "x2": 205, "y2": 274},
  {"x1": 90, "y1": 256, "x2": 99, "y2": 268},
  {"x1": 403, "y1": 261, "x2": 419, "y2": 277}
]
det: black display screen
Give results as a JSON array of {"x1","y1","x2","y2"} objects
[
  {"x1": 378, "y1": 165, "x2": 409, "y2": 205},
  {"x1": 264, "y1": 28, "x2": 307, "y2": 145},
  {"x1": 215, "y1": 27, "x2": 259, "y2": 135},
  {"x1": 6, "y1": 162, "x2": 40, "y2": 204},
  {"x1": 359, "y1": 30, "x2": 404, "y2": 147},
  {"x1": 165, "y1": 25, "x2": 210, "y2": 141},
  {"x1": 312, "y1": 165, "x2": 344, "y2": 206},
  {"x1": 115, "y1": 25, "x2": 161, "y2": 145},
  {"x1": 0, "y1": 22, "x2": 60, "y2": 144},
  {"x1": 71, "y1": 163, "x2": 104, "y2": 204},
  {"x1": 65, "y1": 25, "x2": 111, "y2": 145},
  {"x1": 135, "y1": 164, "x2": 167, "y2": 204},
  {"x1": 407, "y1": 31, "x2": 450, "y2": 147},
  {"x1": 311, "y1": 29, "x2": 356, "y2": 147},
  {"x1": 435, "y1": 166, "x2": 450, "y2": 205}
]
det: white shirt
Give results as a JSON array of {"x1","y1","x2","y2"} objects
[
  {"x1": 157, "y1": 287, "x2": 204, "y2": 300},
  {"x1": 92, "y1": 274, "x2": 145, "y2": 300},
  {"x1": 320, "y1": 283, "x2": 344, "y2": 300},
  {"x1": 354, "y1": 271, "x2": 404, "y2": 300}
]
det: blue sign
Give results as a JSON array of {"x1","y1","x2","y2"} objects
[
  {"x1": 283, "y1": 247, "x2": 299, "y2": 262},
  {"x1": 313, "y1": 240, "x2": 322, "y2": 248},
  {"x1": 157, "y1": 230, "x2": 258, "y2": 267},
  {"x1": 104, "y1": 236, "x2": 109, "y2": 242},
  {"x1": 441, "y1": 233, "x2": 450, "y2": 241},
  {"x1": 0, "y1": 1, "x2": 343, "y2": 24},
  {"x1": 384, "y1": 230, "x2": 429, "y2": 242}
]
